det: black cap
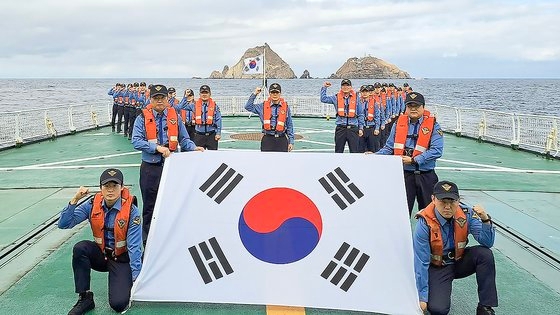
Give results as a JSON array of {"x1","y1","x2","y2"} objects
[
  {"x1": 269, "y1": 83, "x2": 281, "y2": 93},
  {"x1": 140, "y1": 82, "x2": 146, "y2": 86},
  {"x1": 388, "y1": 83, "x2": 395, "y2": 87},
  {"x1": 374, "y1": 82, "x2": 381, "y2": 88},
  {"x1": 433, "y1": 181, "x2": 460, "y2": 201},
  {"x1": 381, "y1": 82, "x2": 388, "y2": 87},
  {"x1": 168, "y1": 87, "x2": 176, "y2": 93},
  {"x1": 359, "y1": 85, "x2": 367, "y2": 92},
  {"x1": 341, "y1": 79, "x2": 352, "y2": 86},
  {"x1": 150, "y1": 84, "x2": 168, "y2": 97},
  {"x1": 200, "y1": 85, "x2": 211, "y2": 93},
  {"x1": 100, "y1": 168, "x2": 123, "y2": 186},
  {"x1": 367, "y1": 84, "x2": 374, "y2": 91},
  {"x1": 133, "y1": 82, "x2": 139, "y2": 87},
  {"x1": 403, "y1": 82, "x2": 409, "y2": 87},
  {"x1": 405, "y1": 92, "x2": 425, "y2": 106}
]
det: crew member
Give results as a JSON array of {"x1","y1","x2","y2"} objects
[
  {"x1": 131, "y1": 84, "x2": 204, "y2": 242},
  {"x1": 186, "y1": 85, "x2": 222, "y2": 150},
  {"x1": 58, "y1": 168, "x2": 142, "y2": 314},
  {"x1": 320, "y1": 79, "x2": 364, "y2": 153},
  {"x1": 360, "y1": 84, "x2": 381, "y2": 153},
  {"x1": 414, "y1": 180, "x2": 497, "y2": 315},
  {"x1": 245, "y1": 83, "x2": 295, "y2": 152},
  {"x1": 376, "y1": 92, "x2": 443, "y2": 216},
  {"x1": 177, "y1": 88, "x2": 196, "y2": 140}
]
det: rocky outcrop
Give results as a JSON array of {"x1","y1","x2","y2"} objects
[
  {"x1": 209, "y1": 43, "x2": 296, "y2": 79},
  {"x1": 331, "y1": 56, "x2": 410, "y2": 79},
  {"x1": 209, "y1": 71, "x2": 223, "y2": 79},
  {"x1": 300, "y1": 70, "x2": 312, "y2": 79}
]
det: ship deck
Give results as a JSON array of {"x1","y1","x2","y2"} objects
[{"x1": 1, "y1": 116, "x2": 559, "y2": 314}]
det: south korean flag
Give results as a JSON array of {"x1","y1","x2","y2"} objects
[{"x1": 132, "y1": 151, "x2": 421, "y2": 315}]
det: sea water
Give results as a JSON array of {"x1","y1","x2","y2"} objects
[{"x1": 0, "y1": 78, "x2": 559, "y2": 116}]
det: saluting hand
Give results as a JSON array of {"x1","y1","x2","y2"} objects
[
  {"x1": 323, "y1": 82, "x2": 332, "y2": 88},
  {"x1": 254, "y1": 87, "x2": 262, "y2": 95},
  {"x1": 472, "y1": 205, "x2": 489, "y2": 221},
  {"x1": 71, "y1": 186, "x2": 89, "y2": 205}
]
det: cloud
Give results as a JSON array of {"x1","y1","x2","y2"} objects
[{"x1": 0, "y1": 0, "x2": 559, "y2": 78}]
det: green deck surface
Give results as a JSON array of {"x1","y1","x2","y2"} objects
[{"x1": 1, "y1": 117, "x2": 559, "y2": 314}]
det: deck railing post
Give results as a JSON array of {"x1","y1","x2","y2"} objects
[
  {"x1": 15, "y1": 113, "x2": 23, "y2": 147},
  {"x1": 68, "y1": 106, "x2": 76, "y2": 134},
  {"x1": 455, "y1": 108, "x2": 462, "y2": 136},
  {"x1": 510, "y1": 114, "x2": 520, "y2": 150}
]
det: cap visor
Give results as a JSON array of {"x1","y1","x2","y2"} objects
[
  {"x1": 406, "y1": 101, "x2": 423, "y2": 106},
  {"x1": 151, "y1": 92, "x2": 166, "y2": 97},
  {"x1": 435, "y1": 193, "x2": 459, "y2": 201},
  {"x1": 100, "y1": 178, "x2": 122, "y2": 185}
]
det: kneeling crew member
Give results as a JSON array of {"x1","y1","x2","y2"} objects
[
  {"x1": 58, "y1": 168, "x2": 142, "y2": 314},
  {"x1": 414, "y1": 180, "x2": 497, "y2": 315},
  {"x1": 245, "y1": 83, "x2": 295, "y2": 152}
]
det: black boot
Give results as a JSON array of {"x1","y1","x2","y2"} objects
[
  {"x1": 68, "y1": 291, "x2": 95, "y2": 315},
  {"x1": 476, "y1": 305, "x2": 495, "y2": 315}
]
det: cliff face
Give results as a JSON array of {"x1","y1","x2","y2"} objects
[
  {"x1": 331, "y1": 56, "x2": 410, "y2": 79},
  {"x1": 209, "y1": 43, "x2": 296, "y2": 79}
]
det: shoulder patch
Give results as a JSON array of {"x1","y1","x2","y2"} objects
[
  {"x1": 437, "y1": 129, "x2": 444, "y2": 136},
  {"x1": 132, "y1": 216, "x2": 141, "y2": 225},
  {"x1": 471, "y1": 211, "x2": 480, "y2": 219}
]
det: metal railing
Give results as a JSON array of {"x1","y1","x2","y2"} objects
[{"x1": 0, "y1": 98, "x2": 558, "y2": 157}]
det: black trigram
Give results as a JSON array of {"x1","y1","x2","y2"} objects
[
  {"x1": 320, "y1": 242, "x2": 370, "y2": 292},
  {"x1": 319, "y1": 167, "x2": 364, "y2": 210},
  {"x1": 199, "y1": 163, "x2": 243, "y2": 204},
  {"x1": 188, "y1": 237, "x2": 234, "y2": 284}
]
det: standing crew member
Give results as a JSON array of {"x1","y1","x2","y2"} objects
[
  {"x1": 58, "y1": 168, "x2": 142, "y2": 314},
  {"x1": 359, "y1": 84, "x2": 381, "y2": 153},
  {"x1": 320, "y1": 79, "x2": 364, "y2": 153},
  {"x1": 414, "y1": 181, "x2": 497, "y2": 315},
  {"x1": 132, "y1": 84, "x2": 204, "y2": 243},
  {"x1": 177, "y1": 88, "x2": 196, "y2": 140},
  {"x1": 376, "y1": 92, "x2": 443, "y2": 215},
  {"x1": 245, "y1": 83, "x2": 295, "y2": 152},
  {"x1": 186, "y1": 85, "x2": 222, "y2": 150}
]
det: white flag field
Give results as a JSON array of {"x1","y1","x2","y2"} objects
[
  {"x1": 132, "y1": 151, "x2": 422, "y2": 315},
  {"x1": 242, "y1": 54, "x2": 264, "y2": 74}
]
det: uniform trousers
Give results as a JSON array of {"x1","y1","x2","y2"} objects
[
  {"x1": 360, "y1": 127, "x2": 380, "y2": 153},
  {"x1": 428, "y1": 246, "x2": 498, "y2": 315},
  {"x1": 334, "y1": 125, "x2": 359, "y2": 153},
  {"x1": 261, "y1": 134, "x2": 288, "y2": 152},
  {"x1": 139, "y1": 161, "x2": 163, "y2": 243},
  {"x1": 111, "y1": 104, "x2": 118, "y2": 131},
  {"x1": 194, "y1": 132, "x2": 218, "y2": 150},
  {"x1": 122, "y1": 106, "x2": 133, "y2": 136},
  {"x1": 72, "y1": 240, "x2": 132, "y2": 312},
  {"x1": 404, "y1": 169, "x2": 438, "y2": 216},
  {"x1": 186, "y1": 124, "x2": 196, "y2": 141},
  {"x1": 112, "y1": 105, "x2": 124, "y2": 133}
]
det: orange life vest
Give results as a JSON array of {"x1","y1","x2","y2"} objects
[
  {"x1": 263, "y1": 98, "x2": 288, "y2": 132},
  {"x1": 195, "y1": 98, "x2": 216, "y2": 125},
  {"x1": 393, "y1": 114, "x2": 435, "y2": 157},
  {"x1": 365, "y1": 97, "x2": 376, "y2": 122},
  {"x1": 180, "y1": 109, "x2": 194, "y2": 126},
  {"x1": 336, "y1": 90, "x2": 357, "y2": 118},
  {"x1": 142, "y1": 107, "x2": 179, "y2": 151},
  {"x1": 90, "y1": 187, "x2": 134, "y2": 257},
  {"x1": 416, "y1": 202, "x2": 468, "y2": 266},
  {"x1": 380, "y1": 92, "x2": 387, "y2": 109}
]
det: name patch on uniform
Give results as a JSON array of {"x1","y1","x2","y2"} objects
[
  {"x1": 118, "y1": 219, "x2": 126, "y2": 228},
  {"x1": 455, "y1": 217, "x2": 466, "y2": 228},
  {"x1": 133, "y1": 216, "x2": 141, "y2": 225},
  {"x1": 421, "y1": 127, "x2": 430, "y2": 135}
]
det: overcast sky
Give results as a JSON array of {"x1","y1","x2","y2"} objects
[{"x1": 1, "y1": 0, "x2": 559, "y2": 79}]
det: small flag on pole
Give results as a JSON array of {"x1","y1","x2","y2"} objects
[{"x1": 243, "y1": 54, "x2": 264, "y2": 74}]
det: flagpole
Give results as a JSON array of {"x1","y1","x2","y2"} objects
[{"x1": 263, "y1": 45, "x2": 267, "y2": 100}]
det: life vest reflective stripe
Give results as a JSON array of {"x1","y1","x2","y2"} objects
[
  {"x1": 263, "y1": 98, "x2": 288, "y2": 132},
  {"x1": 90, "y1": 187, "x2": 134, "y2": 257},
  {"x1": 393, "y1": 114, "x2": 435, "y2": 157},
  {"x1": 195, "y1": 98, "x2": 216, "y2": 125},
  {"x1": 416, "y1": 202, "x2": 468, "y2": 266},
  {"x1": 336, "y1": 90, "x2": 357, "y2": 118},
  {"x1": 142, "y1": 107, "x2": 179, "y2": 151}
]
